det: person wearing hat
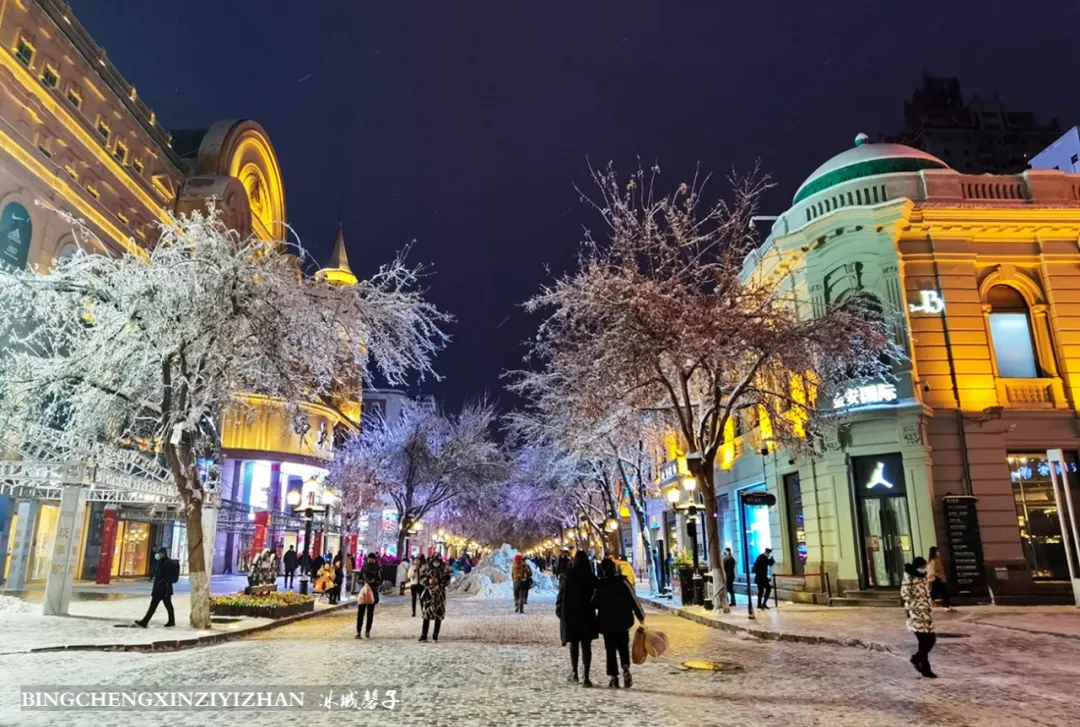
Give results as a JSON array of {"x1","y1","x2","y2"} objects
[{"x1": 512, "y1": 554, "x2": 533, "y2": 614}]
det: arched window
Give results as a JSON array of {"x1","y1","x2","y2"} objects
[{"x1": 987, "y1": 285, "x2": 1039, "y2": 378}]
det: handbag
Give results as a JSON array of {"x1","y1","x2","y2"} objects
[
  {"x1": 358, "y1": 583, "x2": 375, "y2": 605},
  {"x1": 631, "y1": 625, "x2": 648, "y2": 664},
  {"x1": 643, "y1": 628, "x2": 669, "y2": 658}
]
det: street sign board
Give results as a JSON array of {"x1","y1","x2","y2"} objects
[{"x1": 741, "y1": 492, "x2": 776, "y2": 507}]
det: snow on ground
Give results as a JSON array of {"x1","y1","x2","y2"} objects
[
  {"x1": 0, "y1": 595, "x2": 34, "y2": 614},
  {"x1": 449, "y1": 544, "x2": 558, "y2": 599}
]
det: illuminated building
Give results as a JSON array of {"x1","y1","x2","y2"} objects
[
  {"x1": 0, "y1": 0, "x2": 354, "y2": 583},
  {"x1": 1030, "y1": 126, "x2": 1080, "y2": 175},
  {"x1": 715, "y1": 134, "x2": 1080, "y2": 605}
]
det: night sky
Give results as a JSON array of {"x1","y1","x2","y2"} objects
[{"x1": 70, "y1": 0, "x2": 1080, "y2": 410}]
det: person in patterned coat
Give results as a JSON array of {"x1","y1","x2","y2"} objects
[
  {"x1": 900, "y1": 556, "x2": 936, "y2": 678},
  {"x1": 419, "y1": 553, "x2": 451, "y2": 642}
]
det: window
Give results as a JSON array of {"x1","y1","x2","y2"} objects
[
  {"x1": 14, "y1": 38, "x2": 34, "y2": 67},
  {"x1": 1072, "y1": 154, "x2": 1079, "y2": 166},
  {"x1": 66, "y1": 86, "x2": 81, "y2": 109},
  {"x1": 117, "y1": 212, "x2": 129, "y2": 225},
  {"x1": 35, "y1": 133, "x2": 51, "y2": 158},
  {"x1": 131, "y1": 157, "x2": 143, "y2": 174},
  {"x1": 86, "y1": 183, "x2": 100, "y2": 200},
  {"x1": 113, "y1": 141, "x2": 127, "y2": 164},
  {"x1": 1008, "y1": 453, "x2": 1080, "y2": 580},
  {"x1": 41, "y1": 65, "x2": 58, "y2": 88},
  {"x1": 96, "y1": 118, "x2": 110, "y2": 142},
  {"x1": 987, "y1": 286, "x2": 1039, "y2": 378}
]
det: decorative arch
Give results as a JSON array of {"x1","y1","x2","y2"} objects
[
  {"x1": 192, "y1": 120, "x2": 286, "y2": 241},
  {"x1": 977, "y1": 267, "x2": 1046, "y2": 309}
]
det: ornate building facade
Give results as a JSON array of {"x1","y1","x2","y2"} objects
[
  {"x1": 712, "y1": 135, "x2": 1080, "y2": 605},
  {"x1": 0, "y1": 0, "x2": 355, "y2": 585}
]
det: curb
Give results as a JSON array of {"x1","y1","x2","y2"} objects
[
  {"x1": 24, "y1": 599, "x2": 357, "y2": 655},
  {"x1": 967, "y1": 618, "x2": 1080, "y2": 642},
  {"x1": 640, "y1": 596, "x2": 895, "y2": 654}
]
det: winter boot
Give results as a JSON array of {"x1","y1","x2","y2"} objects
[
  {"x1": 608, "y1": 676, "x2": 619, "y2": 689},
  {"x1": 622, "y1": 669, "x2": 632, "y2": 688},
  {"x1": 582, "y1": 677, "x2": 593, "y2": 688},
  {"x1": 567, "y1": 671, "x2": 578, "y2": 683}
]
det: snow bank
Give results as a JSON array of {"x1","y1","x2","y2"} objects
[
  {"x1": 0, "y1": 595, "x2": 34, "y2": 614},
  {"x1": 449, "y1": 544, "x2": 558, "y2": 599}
]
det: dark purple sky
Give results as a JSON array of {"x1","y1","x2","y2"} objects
[{"x1": 71, "y1": 0, "x2": 1080, "y2": 409}]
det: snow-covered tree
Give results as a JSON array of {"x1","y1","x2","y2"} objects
[
  {"x1": 521, "y1": 164, "x2": 899, "y2": 612},
  {"x1": 0, "y1": 205, "x2": 449, "y2": 628},
  {"x1": 358, "y1": 401, "x2": 507, "y2": 554},
  {"x1": 325, "y1": 430, "x2": 385, "y2": 570}
]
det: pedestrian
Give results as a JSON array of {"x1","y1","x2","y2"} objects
[
  {"x1": 616, "y1": 555, "x2": 636, "y2": 587},
  {"x1": 722, "y1": 547, "x2": 737, "y2": 607},
  {"x1": 901, "y1": 556, "x2": 937, "y2": 678},
  {"x1": 419, "y1": 552, "x2": 450, "y2": 642},
  {"x1": 356, "y1": 553, "x2": 382, "y2": 639},
  {"x1": 408, "y1": 554, "x2": 427, "y2": 617},
  {"x1": 593, "y1": 557, "x2": 645, "y2": 689},
  {"x1": 397, "y1": 557, "x2": 410, "y2": 596},
  {"x1": 330, "y1": 554, "x2": 344, "y2": 605},
  {"x1": 135, "y1": 547, "x2": 177, "y2": 628},
  {"x1": 753, "y1": 548, "x2": 775, "y2": 609},
  {"x1": 926, "y1": 547, "x2": 955, "y2": 611},
  {"x1": 282, "y1": 545, "x2": 298, "y2": 590},
  {"x1": 512, "y1": 554, "x2": 533, "y2": 614},
  {"x1": 555, "y1": 550, "x2": 571, "y2": 578},
  {"x1": 310, "y1": 552, "x2": 325, "y2": 580},
  {"x1": 556, "y1": 551, "x2": 599, "y2": 687}
]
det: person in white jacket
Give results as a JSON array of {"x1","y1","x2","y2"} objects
[
  {"x1": 397, "y1": 557, "x2": 411, "y2": 596},
  {"x1": 407, "y1": 555, "x2": 427, "y2": 617}
]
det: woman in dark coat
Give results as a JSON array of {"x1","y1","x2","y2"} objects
[
  {"x1": 593, "y1": 557, "x2": 645, "y2": 688},
  {"x1": 330, "y1": 554, "x2": 344, "y2": 605},
  {"x1": 420, "y1": 553, "x2": 451, "y2": 642},
  {"x1": 556, "y1": 551, "x2": 599, "y2": 686},
  {"x1": 356, "y1": 553, "x2": 382, "y2": 639}
]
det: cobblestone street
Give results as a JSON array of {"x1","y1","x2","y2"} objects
[{"x1": 1, "y1": 595, "x2": 1079, "y2": 726}]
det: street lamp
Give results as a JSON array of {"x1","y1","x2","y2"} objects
[
  {"x1": 667, "y1": 482, "x2": 705, "y2": 606},
  {"x1": 287, "y1": 476, "x2": 329, "y2": 595}
]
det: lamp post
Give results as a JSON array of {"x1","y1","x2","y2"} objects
[
  {"x1": 286, "y1": 477, "x2": 331, "y2": 596},
  {"x1": 404, "y1": 519, "x2": 422, "y2": 558},
  {"x1": 666, "y1": 477, "x2": 705, "y2": 606}
]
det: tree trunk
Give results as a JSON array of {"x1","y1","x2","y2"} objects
[
  {"x1": 396, "y1": 525, "x2": 408, "y2": 557},
  {"x1": 701, "y1": 459, "x2": 730, "y2": 613},
  {"x1": 184, "y1": 498, "x2": 212, "y2": 629},
  {"x1": 632, "y1": 502, "x2": 659, "y2": 595}
]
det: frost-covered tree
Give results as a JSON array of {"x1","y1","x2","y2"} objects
[
  {"x1": 358, "y1": 401, "x2": 507, "y2": 554},
  {"x1": 325, "y1": 431, "x2": 384, "y2": 570},
  {"x1": 0, "y1": 205, "x2": 449, "y2": 628},
  {"x1": 521, "y1": 164, "x2": 898, "y2": 612}
]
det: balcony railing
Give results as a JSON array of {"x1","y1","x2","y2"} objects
[{"x1": 996, "y1": 377, "x2": 1067, "y2": 409}]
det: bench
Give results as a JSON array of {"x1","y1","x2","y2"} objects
[{"x1": 244, "y1": 583, "x2": 279, "y2": 596}]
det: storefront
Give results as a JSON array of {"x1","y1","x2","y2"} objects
[
  {"x1": 851, "y1": 453, "x2": 913, "y2": 588},
  {"x1": 738, "y1": 483, "x2": 772, "y2": 576},
  {"x1": 783, "y1": 472, "x2": 807, "y2": 576},
  {"x1": 1007, "y1": 452, "x2": 1080, "y2": 582},
  {"x1": 110, "y1": 520, "x2": 151, "y2": 578}
]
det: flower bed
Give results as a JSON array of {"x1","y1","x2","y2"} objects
[{"x1": 210, "y1": 591, "x2": 315, "y2": 619}]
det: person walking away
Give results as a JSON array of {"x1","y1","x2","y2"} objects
[
  {"x1": 557, "y1": 551, "x2": 599, "y2": 687},
  {"x1": 420, "y1": 553, "x2": 450, "y2": 642},
  {"x1": 593, "y1": 557, "x2": 645, "y2": 688},
  {"x1": 753, "y1": 548, "x2": 775, "y2": 609},
  {"x1": 409, "y1": 555, "x2": 427, "y2": 617},
  {"x1": 356, "y1": 553, "x2": 382, "y2": 638},
  {"x1": 282, "y1": 546, "x2": 298, "y2": 590},
  {"x1": 135, "y1": 548, "x2": 177, "y2": 628},
  {"x1": 722, "y1": 547, "x2": 737, "y2": 607},
  {"x1": 555, "y1": 550, "x2": 571, "y2": 578},
  {"x1": 901, "y1": 556, "x2": 937, "y2": 678},
  {"x1": 926, "y1": 547, "x2": 955, "y2": 611},
  {"x1": 397, "y1": 557, "x2": 410, "y2": 596},
  {"x1": 512, "y1": 555, "x2": 533, "y2": 614}
]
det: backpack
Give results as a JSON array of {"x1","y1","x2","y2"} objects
[{"x1": 168, "y1": 558, "x2": 180, "y2": 584}]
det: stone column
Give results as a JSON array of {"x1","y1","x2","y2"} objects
[
  {"x1": 3, "y1": 499, "x2": 37, "y2": 591},
  {"x1": 0, "y1": 495, "x2": 13, "y2": 581},
  {"x1": 43, "y1": 485, "x2": 87, "y2": 616}
]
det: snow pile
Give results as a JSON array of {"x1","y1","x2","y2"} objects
[
  {"x1": 449, "y1": 544, "x2": 559, "y2": 599},
  {"x1": 0, "y1": 595, "x2": 34, "y2": 614}
]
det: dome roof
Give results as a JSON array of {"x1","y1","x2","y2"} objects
[{"x1": 793, "y1": 135, "x2": 949, "y2": 204}]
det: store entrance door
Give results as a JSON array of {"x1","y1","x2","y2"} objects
[{"x1": 852, "y1": 454, "x2": 913, "y2": 588}]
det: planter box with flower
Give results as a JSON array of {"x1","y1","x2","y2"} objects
[{"x1": 210, "y1": 591, "x2": 315, "y2": 619}]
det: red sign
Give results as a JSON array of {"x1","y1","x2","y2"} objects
[
  {"x1": 95, "y1": 507, "x2": 118, "y2": 585},
  {"x1": 312, "y1": 530, "x2": 323, "y2": 558},
  {"x1": 250, "y1": 511, "x2": 270, "y2": 557},
  {"x1": 348, "y1": 535, "x2": 358, "y2": 560}
]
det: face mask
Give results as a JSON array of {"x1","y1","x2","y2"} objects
[
  {"x1": 916, "y1": 568, "x2": 926, "y2": 575},
  {"x1": 155, "y1": 553, "x2": 162, "y2": 561}
]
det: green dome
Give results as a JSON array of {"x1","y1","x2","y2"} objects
[{"x1": 793, "y1": 136, "x2": 949, "y2": 204}]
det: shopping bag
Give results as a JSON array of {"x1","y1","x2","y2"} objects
[
  {"x1": 643, "y1": 628, "x2": 669, "y2": 658},
  {"x1": 631, "y1": 625, "x2": 648, "y2": 664},
  {"x1": 358, "y1": 583, "x2": 375, "y2": 605}
]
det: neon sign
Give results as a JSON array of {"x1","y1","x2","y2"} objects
[
  {"x1": 908, "y1": 290, "x2": 945, "y2": 314},
  {"x1": 833, "y1": 383, "x2": 897, "y2": 410}
]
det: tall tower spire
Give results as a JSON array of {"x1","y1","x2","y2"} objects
[{"x1": 316, "y1": 223, "x2": 358, "y2": 286}]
